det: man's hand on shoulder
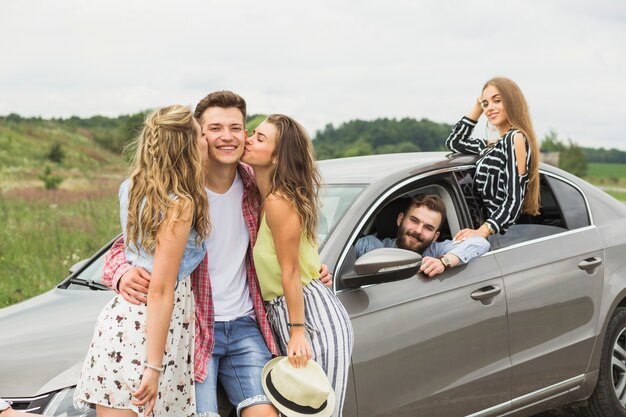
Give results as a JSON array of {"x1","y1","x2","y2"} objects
[
  {"x1": 118, "y1": 267, "x2": 152, "y2": 304},
  {"x1": 319, "y1": 264, "x2": 333, "y2": 288}
]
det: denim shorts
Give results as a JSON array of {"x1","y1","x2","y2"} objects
[{"x1": 195, "y1": 315, "x2": 273, "y2": 417}]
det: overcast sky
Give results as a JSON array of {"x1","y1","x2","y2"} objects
[{"x1": 1, "y1": 0, "x2": 625, "y2": 150}]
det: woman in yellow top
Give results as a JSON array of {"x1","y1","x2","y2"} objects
[{"x1": 243, "y1": 114, "x2": 353, "y2": 417}]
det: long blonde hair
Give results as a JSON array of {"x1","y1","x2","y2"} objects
[
  {"x1": 484, "y1": 77, "x2": 540, "y2": 215},
  {"x1": 266, "y1": 114, "x2": 321, "y2": 243},
  {"x1": 126, "y1": 104, "x2": 210, "y2": 254}
]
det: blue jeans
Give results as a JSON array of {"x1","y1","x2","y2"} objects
[{"x1": 196, "y1": 316, "x2": 273, "y2": 417}]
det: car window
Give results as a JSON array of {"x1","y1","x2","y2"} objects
[
  {"x1": 454, "y1": 169, "x2": 485, "y2": 230},
  {"x1": 545, "y1": 175, "x2": 590, "y2": 229},
  {"x1": 318, "y1": 185, "x2": 364, "y2": 246},
  {"x1": 478, "y1": 173, "x2": 591, "y2": 250},
  {"x1": 355, "y1": 184, "x2": 456, "y2": 245},
  {"x1": 335, "y1": 179, "x2": 459, "y2": 291}
]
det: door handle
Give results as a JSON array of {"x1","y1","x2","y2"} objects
[
  {"x1": 578, "y1": 257, "x2": 602, "y2": 272},
  {"x1": 470, "y1": 285, "x2": 501, "y2": 301}
]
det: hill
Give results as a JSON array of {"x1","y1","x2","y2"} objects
[{"x1": 0, "y1": 113, "x2": 139, "y2": 192}]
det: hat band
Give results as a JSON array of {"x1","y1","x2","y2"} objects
[{"x1": 266, "y1": 371, "x2": 328, "y2": 415}]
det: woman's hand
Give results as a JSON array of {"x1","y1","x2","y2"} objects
[
  {"x1": 287, "y1": 329, "x2": 312, "y2": 368},
  {"x1": 454, "y1": 224, "x2": 490, "y2": 241},
  {"x1": 132, "y1": 368, "x2": 160, "y2": 416},
  {"x1": 467, "y1": 97, "x2": 484, "y2": 121}
]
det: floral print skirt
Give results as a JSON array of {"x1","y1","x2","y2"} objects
[{"x1": 73, "y1": 275, "x2": 196, "y2": 416}]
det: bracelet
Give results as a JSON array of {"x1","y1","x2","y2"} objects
[
  {"x1": 483, "y1": 222, "x2": 495, "y2": 235},
  {"x1": 287, "y1": 323, "x2": 306, "y2": 327},
  {"x1": 144, "y1": 362, "x2": 164, "y2": 373}
]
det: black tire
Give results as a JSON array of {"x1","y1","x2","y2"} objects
[{"x1": 583, "y1": 307, "x2": 626, "y2": 416}]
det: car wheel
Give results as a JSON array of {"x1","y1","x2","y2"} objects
[{"x1": 584, "y1": 307, "x2": 626, "y2": 416}]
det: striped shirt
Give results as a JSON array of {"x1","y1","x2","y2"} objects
[
  {"x1": 445, "y1": 116, "x2": 531, "y2": 234},
  {"x1": 102, "y1": 163, "x2": 278, "y2": 382}
]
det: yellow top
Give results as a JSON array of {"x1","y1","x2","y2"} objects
[{"x1": 253, "y1": 214, "x2": 320, "y2": 302}]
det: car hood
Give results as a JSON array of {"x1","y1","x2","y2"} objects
[{"x1": 0, "y1": 287, "x2": 114, "y2": 396}]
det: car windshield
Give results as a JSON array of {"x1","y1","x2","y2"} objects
[{"x1": 317, "y1": 184, "x2": 364, "y2": 246}]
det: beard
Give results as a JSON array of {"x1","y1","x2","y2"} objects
[{"x1": 396, "y1": 224, "x2": 433, "y2": 254}]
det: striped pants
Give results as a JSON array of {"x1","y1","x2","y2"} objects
[{"x1": 266, "y1": 279, "x2": 354, "y2": 417}]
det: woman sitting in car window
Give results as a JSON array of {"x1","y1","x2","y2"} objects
[{"x1": 446, "y1": 76, "x2": 540, "y2": 239}]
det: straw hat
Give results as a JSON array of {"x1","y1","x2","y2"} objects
[{"x1": 262, "y1": 356, "x2": 336, "y2": 417}]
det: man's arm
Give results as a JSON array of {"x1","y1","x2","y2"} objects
[
  {"x1": 102, "y1": 236, "x2": 132, "y2": 291},
  {"x1": 420, "y1": 236, "x2": 490, "y2": 278},
  {"x1": 103, "y1": 236, "x2": 152, "y2": 304}
]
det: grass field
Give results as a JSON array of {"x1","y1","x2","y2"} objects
[
  {"x1": 0, "y1": 177, "x2": 122, "y2": 307},
  {"x1": 585, "y1": 163, "x2": 626, "y2": 187}
]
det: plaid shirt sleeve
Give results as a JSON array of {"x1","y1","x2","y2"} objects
[
  {"x1": 191, "y1": 254, "x2": 214, "y2": 382},
  {"x1": 102, "y1": 235, "x2": 132, "y2": 293}
]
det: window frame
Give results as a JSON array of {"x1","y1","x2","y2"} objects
[
  {"x1": 334, "y1": 167, "x2": 473, "y2": 292},
  {"x1": 480, "y1": 170, "x2": 595, "y2": 253}
]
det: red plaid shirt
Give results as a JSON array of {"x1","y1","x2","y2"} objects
[{"x1": 102, "y1": 163, "x2": 278, "y2": 382}]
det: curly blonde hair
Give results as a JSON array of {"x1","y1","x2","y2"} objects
[
  {"x1": 266, "y1": 114, "x2": 321, "y2": 243},
  {"x1": 125, "y1": 104, "x2": 210, "y2": 254}
]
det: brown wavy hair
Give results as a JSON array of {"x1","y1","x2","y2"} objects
[
  {"x1": 125, "y1": 105, "x2": 210, "y2": 254},
  {"x1": 483, "y1": 77, "x2": 540, "y2": 215},
  {"x1": 266, "y1": 114, "x2": 321, "y2": 243},
  {"x1": 194, "y1": 90, "x2": 247, "y2": 122}
]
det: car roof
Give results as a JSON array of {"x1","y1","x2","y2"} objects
[{"x1": 317, "y1": 152, "x2": 479, "y2": 184}]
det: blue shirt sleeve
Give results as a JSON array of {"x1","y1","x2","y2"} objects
[
  {"x1": 423, "y1": 236, "x2": 490, "y2": 264},
  {"x1": 355, "y1": 235, "x2": 397, "y2": 258}
]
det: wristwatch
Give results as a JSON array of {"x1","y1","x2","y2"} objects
[
  {"x1": 0, "y1": 398, "x2": 12, "y2": 414},
  {"x1": 439, "y1": 256, "x2": 451, "y2": 270}
]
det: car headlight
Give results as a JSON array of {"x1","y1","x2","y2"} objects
[{"x1": 43, "y1": 387, "x2": 95, "y2": 417}]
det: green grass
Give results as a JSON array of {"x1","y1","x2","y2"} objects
[
  {"x1": 0, "y1": 182, "x2": 121, "y2": 307},
  {"x1": 0, "y1": 118, "x2": 131, "y2": 307},
  {"x1": 585, "y1": 162, "x2": 626, "y2": 188}
]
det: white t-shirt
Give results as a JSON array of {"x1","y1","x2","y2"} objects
[{"x1": 206, "y1": 172, "x2": 254, "y2": 321}]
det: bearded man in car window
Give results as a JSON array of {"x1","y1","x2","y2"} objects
[{"x1": 355, "y1": 194, "x2": 490, "y2": 278}]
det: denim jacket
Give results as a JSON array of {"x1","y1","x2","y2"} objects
[{"x1": 119, "y1": 179, "x2": 206, "y2": 282}]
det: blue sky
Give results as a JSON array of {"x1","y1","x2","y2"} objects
[{"x1": 1, "y1": 0, "x2": 625, "y2": 150}]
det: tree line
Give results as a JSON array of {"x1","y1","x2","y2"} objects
[{"x1": 2, "y1": 112, "x2": 625, "y2": 171}]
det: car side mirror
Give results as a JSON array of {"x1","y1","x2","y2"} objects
[
  {"x1": 69, "y1": 259, "x2": 89, "y2": 275},
  {"x1": 342, "y1": 248, "x2": 422, "y2": 288}
]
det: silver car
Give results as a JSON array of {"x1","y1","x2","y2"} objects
[{"x1": 2, "y1": 152, "x2": 626, "y2": 417}]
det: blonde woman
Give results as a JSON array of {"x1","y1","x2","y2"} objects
[
  {"x1": 74, "y1": 105, "x2": 210, "y2": 417},
  {"x1": 446, "y1": 77, "x2": 540, "y2": 240},
  {"x1": 242, "y1": 114, "x2": 353, "y2": 417}
]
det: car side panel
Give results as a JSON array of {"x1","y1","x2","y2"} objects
[
  {"x1": 338, "y1": 255, "x2": 511, "y2": 417},
  {"x1": 496, "y1": 227, "x2": 604, "y2": 400},
  {"x1": 584, "y1": 219, "x2": 626, "y2": 383}
]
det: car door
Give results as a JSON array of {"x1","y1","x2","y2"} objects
[
  {"x1": 491, "y1": 173, "x2": 604, "y2": 403},
  {"x1": 334, "y1": 175, "x2": 511, "y2": 417}
]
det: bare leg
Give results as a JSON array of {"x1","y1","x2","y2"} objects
[
  {"x1": 96, "y1": 405, "x2": 138, "y2": 417},
  {"x1": 240, "y1": 403, "x2": 278, "y2": 417}
]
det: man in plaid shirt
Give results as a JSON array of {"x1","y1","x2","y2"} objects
[{"x1": 103, "y1": 91, "x2": 330, "y2": 417}]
